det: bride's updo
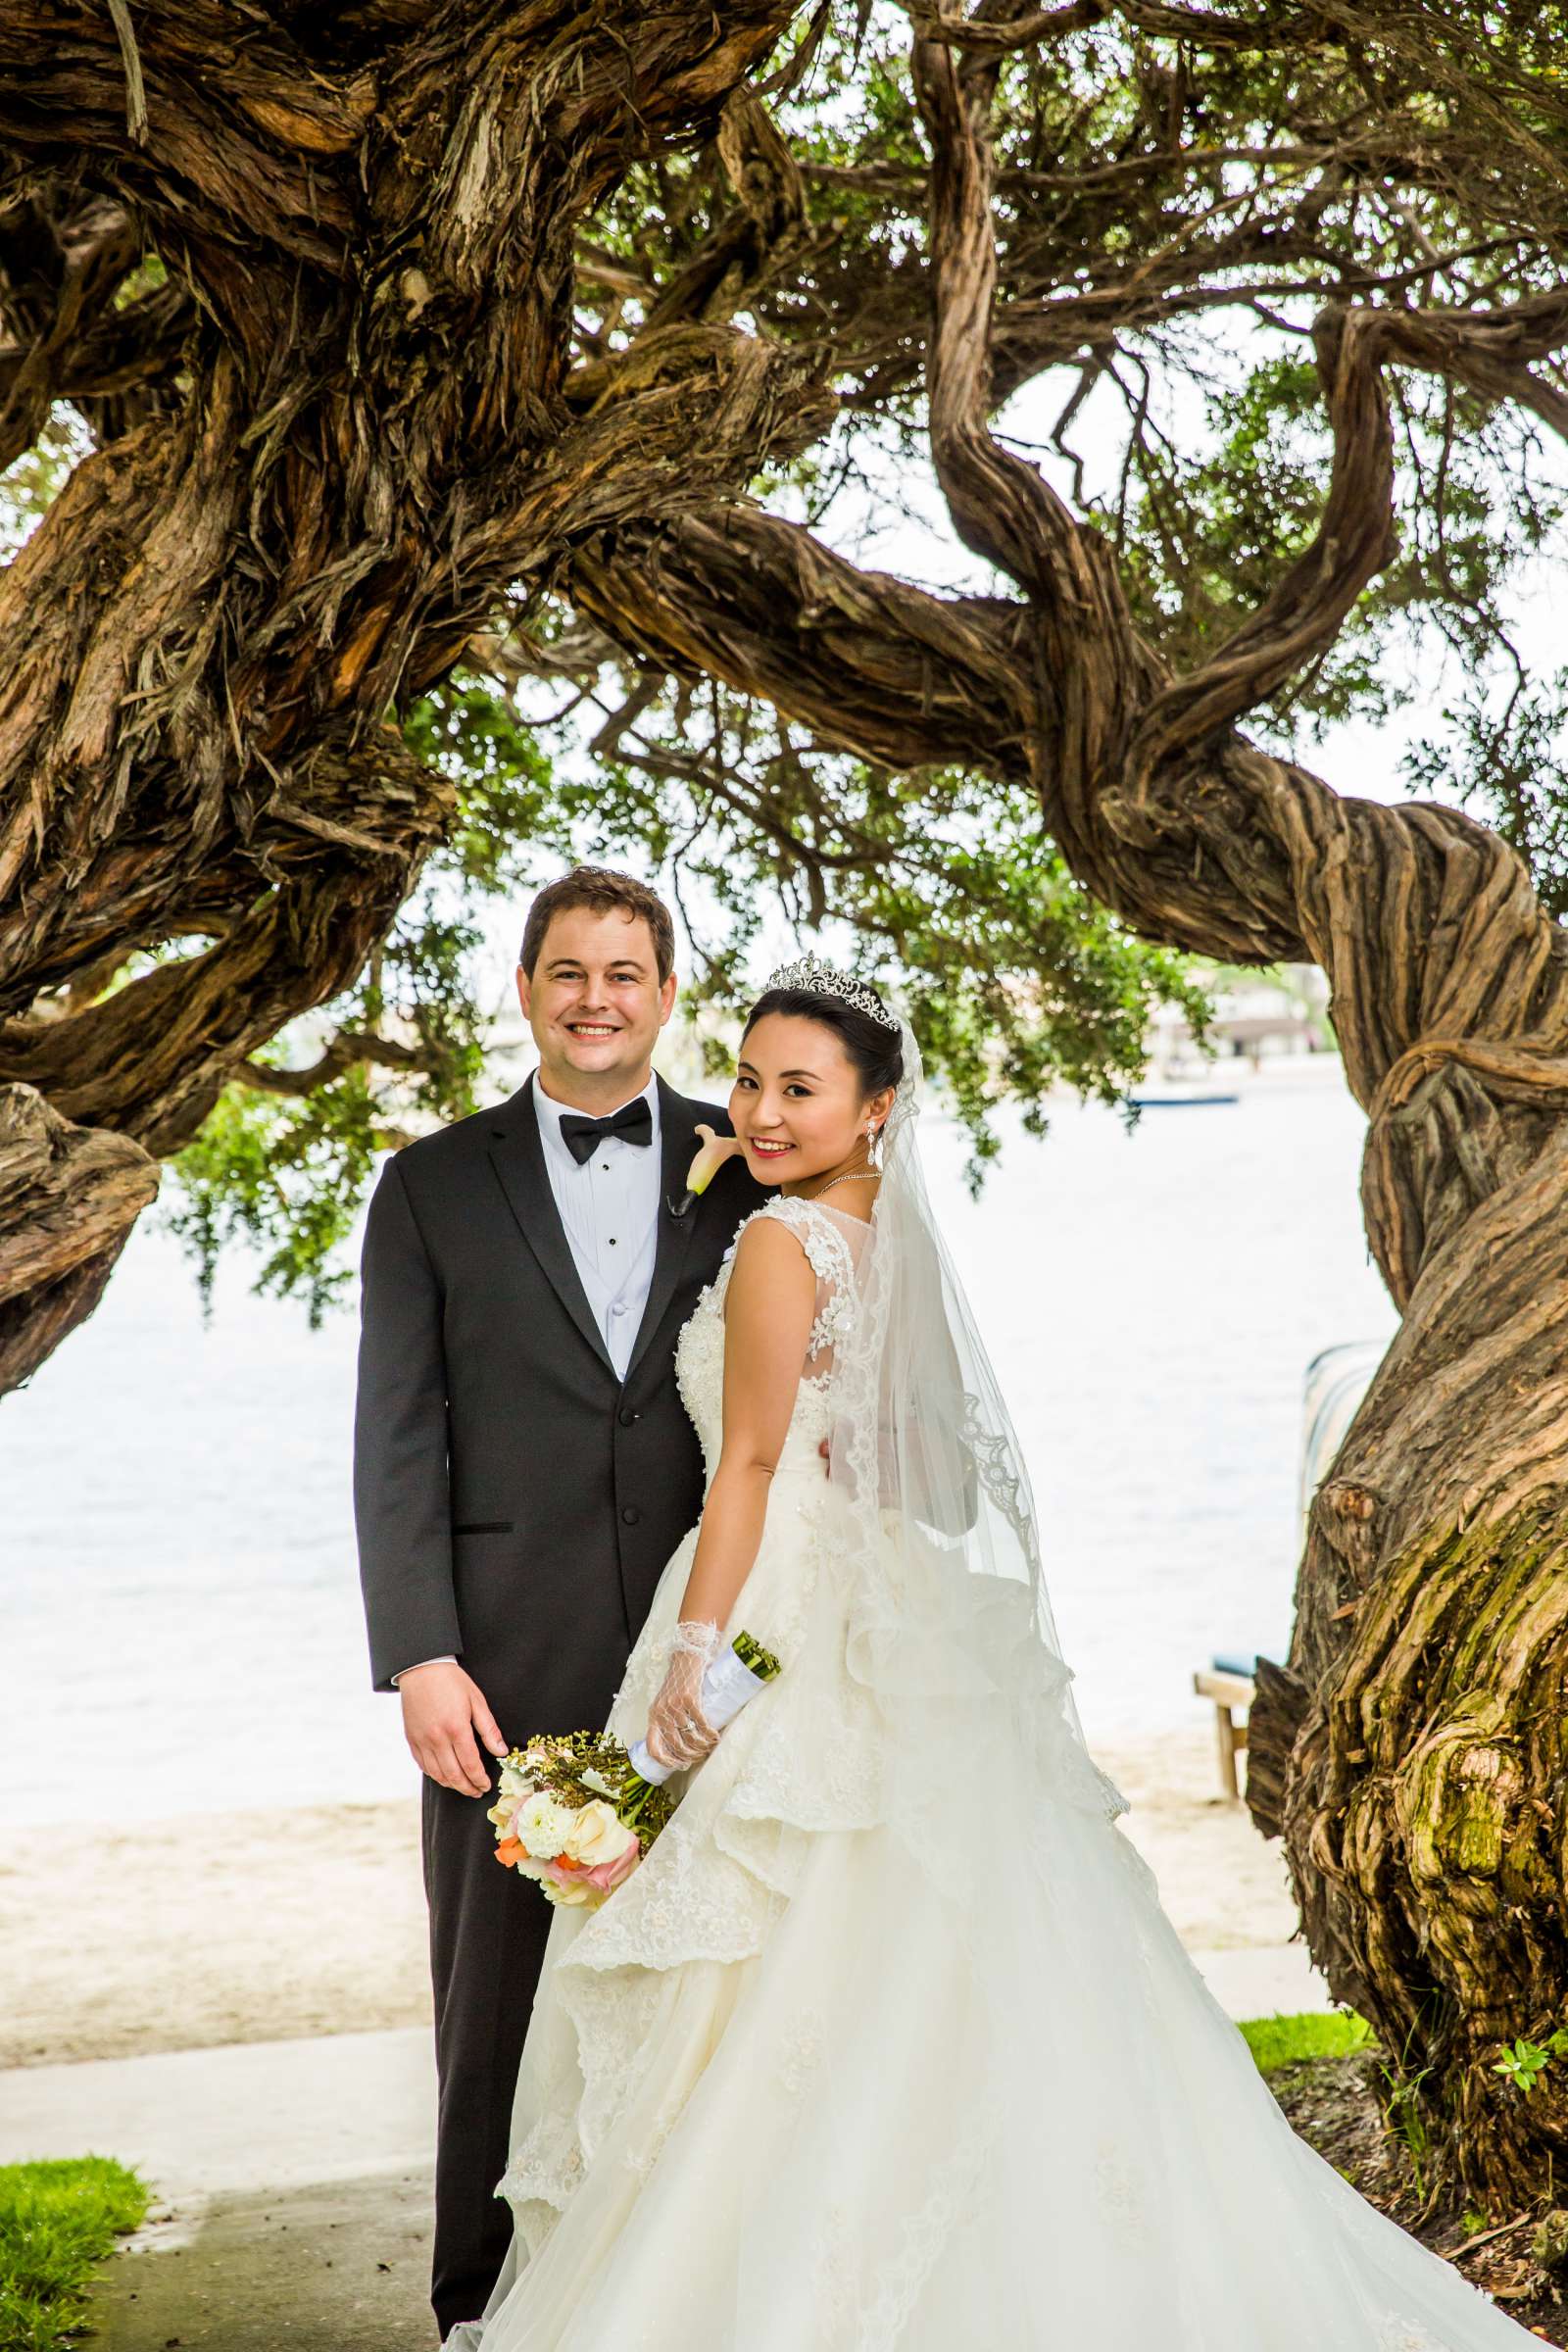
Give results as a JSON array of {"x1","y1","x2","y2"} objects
[{"x1": 741, "y1": 981, "x2": 904, "y2": 1101}]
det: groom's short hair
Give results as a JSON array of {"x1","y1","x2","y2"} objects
[{"x1": 519, "y1": 866, "x2": 676, "y2": 984}]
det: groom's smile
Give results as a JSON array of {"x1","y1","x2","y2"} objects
[{"x1": 517, "y1": 901, "x2": 678, "y2": 1113}]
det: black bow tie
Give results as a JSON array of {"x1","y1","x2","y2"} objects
[{"x1": 558, "y1": 1098, "x2": 654, "y2": 1165}]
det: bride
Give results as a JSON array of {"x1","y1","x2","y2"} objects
[{"x1": 448, "y1": 957, "x2": 1536, "y2": 2352}]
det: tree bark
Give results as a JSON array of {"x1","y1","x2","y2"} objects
[{"x1": 0, "y1": 1, "x2": 826, "y2": 1388}]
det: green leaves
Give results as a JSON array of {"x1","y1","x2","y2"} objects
[
  {"x1": 159, "y1": 890, "x2": 494, "y2": 1321},
  {"x1": 1493, "y1": 2028, "x2": 1568, "y2": 2094},
  {"x1": 160, "y1": 1066, "x2": 386, "y2": 1327}
]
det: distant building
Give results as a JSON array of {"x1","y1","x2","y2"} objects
[{"x1": 1148, "y1": 964, "x2": 1333, "y2": 1079}]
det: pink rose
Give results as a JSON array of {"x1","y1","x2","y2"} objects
[
  {"x1": 537, "y1": 1859, "x2": 596, "y2": 1907},
  {"x1": 581, "y1": 1842, "x2": 641, "y2": 1894}
]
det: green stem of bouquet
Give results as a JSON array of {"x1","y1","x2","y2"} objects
[
  {"x1": 731, "y1": 1629, "x2": 781, "y2": 1682},
  {"x1": 616, "y1": 1767, "x2": 666, "y2": 1838}
]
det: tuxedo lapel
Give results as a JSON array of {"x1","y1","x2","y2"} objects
[
  {"x1": 486, "y1": 1075, "x2": 617, "y2": 1379},
  {"x1": 623, "y1": 1076, "x2": 701, "y2": 1385}
]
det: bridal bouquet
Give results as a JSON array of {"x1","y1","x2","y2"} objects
[{"x1": 490, "y1": 1630, "x2": 781, "y2": 1909}]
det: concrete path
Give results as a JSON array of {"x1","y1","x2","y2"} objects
[
  {"x1": 0, "y1": 2029, "x2": 444, "y2": 2348},
  {"x1": 1193, "y1": 1938, "x2": 1331, "y2": 2021},
  {"x1": 2, "y1": 2026, "x2": 437, "y2": 2203},
  {"x1": 93, "y1": 2168, "x2": 437, "y2": 2350},
  {"x1": 2, "y1": 1943, "x2": 1333, "y2": 2348}
]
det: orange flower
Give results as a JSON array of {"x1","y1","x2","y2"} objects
[{"x1": 495, "y1": 1837, "x2": 524, "y2": 1867}]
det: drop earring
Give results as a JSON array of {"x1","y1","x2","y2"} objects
[{"x1": 866, "y1": 1118, "x2": 885, "y2": 1172}]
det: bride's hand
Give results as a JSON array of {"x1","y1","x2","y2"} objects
[{"x1": 644, "y1": 1620, "x2": 723, "y2": 1771}]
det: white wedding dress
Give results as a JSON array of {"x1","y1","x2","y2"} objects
[{"x1": 448, "y1": 1166, "x2": 1539, "y2": 2352}]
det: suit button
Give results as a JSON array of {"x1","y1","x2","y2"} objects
[
  {"x1": 618, "y1": 1408, "x2": 640, "y2": 1427},
  {"x1": 621, "y1": 1505, "x2": 641, "y2": 1526}
]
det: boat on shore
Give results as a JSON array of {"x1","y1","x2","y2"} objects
[{"x1": 1129, "y1": 1089, "x2": 1242, "y2": 1107}]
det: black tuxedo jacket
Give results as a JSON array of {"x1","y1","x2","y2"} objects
[{"x1": 353, "y1": 1072, "x2": 756, "y2": 1734}]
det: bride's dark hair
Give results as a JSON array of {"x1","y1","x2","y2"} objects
[{"x1": 742, "y1": 986, "x2": 904, "y2": 1099}]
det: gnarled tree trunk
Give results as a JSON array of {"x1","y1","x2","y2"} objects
[{"x1": 0, "y1": 0, "x2": 827, "y2": 1389}]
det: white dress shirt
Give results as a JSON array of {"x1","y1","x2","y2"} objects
[
  {"x1": 392, "y1": 1073, "x2": 663, "y2": 1688},
  {"x1": 531, "y1": 1071, "x2": 663, "y2": 1378}
]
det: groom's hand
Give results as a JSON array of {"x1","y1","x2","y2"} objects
[{"x1": 399, "y1": 1663, "x2": 508, "y2": 1796}]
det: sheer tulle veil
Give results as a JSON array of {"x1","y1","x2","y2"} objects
[{"x1": 823, "y1": 1005, "x2": 1132, "y2": 1904}]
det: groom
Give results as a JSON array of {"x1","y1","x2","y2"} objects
[{"x1": 353, "y1": 866, "x2": 754, "y2": 2341}]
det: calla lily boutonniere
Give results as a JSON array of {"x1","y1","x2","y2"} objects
[
  {"x1": 687, "y1": 1122, "x2": 741, "y2": 1194},
  {"x1": 668, "y1": 1123, "x2": 742, "y2": 1218}
]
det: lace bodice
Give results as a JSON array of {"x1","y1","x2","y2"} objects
[{"x1": 674, "y1": 1194, "x2": 873, "y2": 1485}]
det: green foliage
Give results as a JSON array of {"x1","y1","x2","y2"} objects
[
  {"x1": 0, "y1": 2155, "x2": 150, "y2": 2352},
  {"x1": 158, "y1": 1065, "x2": 388, "y2": 1326},
  {"x1": 1375, "y1": 2021, "x2": 1443, "y2": 2204},
  {"x1": 406, "y1": 681, "x2": 560, "y2": 896},
  {"x1": 0, "y1": 408, "x2": 91, "y2": 563},
  {"x1": 1494, "y1": 2028, "x2": 1568, "y2": 2094},
  {"x1": 1239, "y1": 2008, "x2": 1375, "y2": 2075},
  {"x1": 158, "y1": 899, "x2": 494, "y2": 1323},
  {"x1": 1404, "y1": 665, "x2": 1568, "y2": 919}
]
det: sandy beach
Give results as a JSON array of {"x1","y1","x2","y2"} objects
[{"x1": 0, "y1": 1723, "x2": 1299, "y2": 2071}]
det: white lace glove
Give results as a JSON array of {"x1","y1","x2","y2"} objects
[{"x1": 643, "y1": 1620, "x2": 724, "y2": 1772}]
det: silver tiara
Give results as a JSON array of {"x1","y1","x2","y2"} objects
[{"x1": 763, "y1": 956, "x2": 900, "y2": 1031}]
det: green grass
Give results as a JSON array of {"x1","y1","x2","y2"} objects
[
  {"x1": 1239, "y1": 2008, "x2": 1376, "y2": 2074},
  {"x1": 0, "y1": 2157, "x2": 152, "y2": 2352}
]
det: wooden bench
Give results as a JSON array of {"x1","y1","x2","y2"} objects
[{"x1": 1192, "y1": 1655, "x2": 1257, "y2": 1800}]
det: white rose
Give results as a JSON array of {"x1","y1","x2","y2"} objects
[{"x1": 560, "y1": 1800, "x2": 638, "y2": 1869}]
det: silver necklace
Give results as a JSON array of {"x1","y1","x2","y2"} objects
[{"x1": 807, "y1": 1169, "x2": 878, "y2": 1201}]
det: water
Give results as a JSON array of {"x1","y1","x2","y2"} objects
[{"x1": 0, "y1": 1057, "x2": 1395, "y2": 1828}]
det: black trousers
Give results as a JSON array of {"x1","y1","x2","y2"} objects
[{"x1": 422, "y1": 1760, "x2": 555, "y2": 2341}]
